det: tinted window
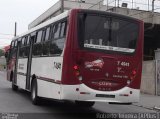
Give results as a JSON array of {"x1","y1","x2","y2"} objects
[
  {"x1": 60, "y1": 21, "x2": 67, "y2": 37},
  {"x1": 27, "y1": 36, "x2": 30, "y2": 45},
  {"x1": 54, "y1": 23, "x2": 61, "y2": 39},
  {"x1": 44, "y1": 27, "x2": 50, "y2": 41},
  {"x1": 42, "y1": 41, "x2": 50, "y2": 56},
  {"x1": 36, "y1": 30, "x2": 43, "y2": 43},
  {"x1": 78, "y1": 13, "x2": 139, "y2": 53},
  {"x1": 50, "y1": 37, "x2": 65, "y2": 55},
  {"x1": 21, "y1": 37, "x2": 25, "y2": 46},
  {"x1": 14, "y1": 40, "x2": 17, "y2": 47},
  {"x1": 11, "y1": 41, "x2": 14, "y2": 48}
]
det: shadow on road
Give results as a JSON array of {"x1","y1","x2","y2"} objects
[{"x1": 15, "y1": 89, "x2": 111, "y2": 119}]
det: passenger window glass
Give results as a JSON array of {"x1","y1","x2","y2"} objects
[
  {"x1": 42, "y1": 41, "x2": 50, "y2": 56},
  {"x1": 44, "y1": 27, "x2": 50, "y2": 41},
  {"x1": 15, "y1": 41, "x2": 17, "y2": 47},
  {"x1": 24, "y1": 36, "x2": 28, "y2": 45},
  {"x1": 11, "y1": 41, "x2": 14, "y2": 48},
  {"x1": 27, "y1": 36, "x2": 30, "y2": 45},
  {"x1": 54, "y1": 23, "x2": 61, "y2": 39},
  {"x1": 60, "y1": 21, "x2": 66, "y2": 37},
  {"x1": 50, "y1": 38, "x2": 65, "y2": 55},
  {"x1": 21, "y1": 37, "x2": 25, "y2": 46},
  {"x1": 36, "y1": 30, "x2": 43, "y2": 43}
]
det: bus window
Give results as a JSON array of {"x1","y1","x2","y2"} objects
[
  {"x1": 33, "y1": 31, "x2": 43, "y2": 56},
  {"x1": 79, "y1": 14, "x2": 138, "y2": 53},
  {"x1": 54, "y1": 23, "x2": 61, "y2": 39},
  {"x1": 14, "y1": 40, "x2": 17, "y2": 47},
  {"x1": 10, "y1": 40, "x2": 17, "y2": 58},
  {"x1": 42, "y1": 41, "x2": 50, "y2": 56},
  {"x1": 27, "y1": 36, "x2": 30, "y2": 45},
  {"x1": 60, "y1": 21, "x2": 67, "y2": 38},
  {"x1": 44, "y1": 27, "x2": 50, "y2": 41},
  {"x1": 42, "y1": 26, "x2": 51, "y2": 56},
  {"x1": 11, "y1": 41, "x2": 15, "y2": 48},
  {"x1": 36, "y1": 30, "x2": 43, "y2": 43},
  {"x1": 21, "y1": 37, "x2": 25, "y2": 46},
  {"x1": 50, "y1": 21, "x2": 66, "y2": 55}
]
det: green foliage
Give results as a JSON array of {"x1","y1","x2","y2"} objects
[{"x1": 0, "y1": 49, "x2": 4, "y2": 56}]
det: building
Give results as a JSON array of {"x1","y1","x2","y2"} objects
[{"x1": 29, "y1": 0, "x2": 160, "y2": 61}]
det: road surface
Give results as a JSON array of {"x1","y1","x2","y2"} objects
[{"x1": 0, "y1": 71, "x2": 157, "y2": 119}]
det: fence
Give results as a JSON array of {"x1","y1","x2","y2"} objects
[{"x1": 104, "y1": 0, "x2": 160, "y2": 12}]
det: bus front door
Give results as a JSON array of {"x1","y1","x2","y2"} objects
[
  {"x1": 26, "y1": 33, "x2": 36, "y2": 90},
  {"x1": 13, "y1": 41, "x2": 21, "y2": 85}
]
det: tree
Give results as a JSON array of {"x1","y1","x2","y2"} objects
[{"x1": 0, "y1": 49, "x2": 4, "y2": 57}]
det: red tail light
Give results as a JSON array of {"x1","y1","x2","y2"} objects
[
  {"x1": 132, "y1": 70, "x2": 137, "y2": 75},
  {"x1": 73, "y1": 65, "x2": 79, "y2": 70},
  {"x1": 130, "y1": 70, "x2": 137, "y2": 80},
  {"x1": 73, "y1": 65, "x2": 80, "y2": 76}
]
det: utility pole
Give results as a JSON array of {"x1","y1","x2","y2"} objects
[
  {"x1": 117, "y1": 0, "x2": 120, "y2": 7},
  {"x1": 148, "y1": 0, "x2": 150, "y2": 11},
  {"x1": 61, "y1": 0, "x2": 64, "y2": 13},
  {"x1": 14, "y1": 22, "x2": 17, "y2": 37},
  {"x1": 152, "y1": 0, "x2": 155, "y2": 13}
]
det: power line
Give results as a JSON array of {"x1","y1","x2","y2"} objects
[
  {"x1": 0, "y1": 33, "x2": 14, "y2": 36},
  {"x1": 0, "y1": 37, "x2": 12, "y2": 40}
]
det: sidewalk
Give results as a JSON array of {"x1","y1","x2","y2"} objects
[{"x1": 133, "y1": 93, "x2": 160, "y2": 111}]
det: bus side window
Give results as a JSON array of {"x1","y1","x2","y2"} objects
[
  {"x1": 42, "y1": 26, "x2": 51, "y2": 56},
  {"x1": 60, "y1": 21, "x2": 67, "y2": 38},
  {"x1": 54, "y1": 23, "x2": 61, "y2": 39},
  {"x1": 10, "y1": 41, "x2": 15, "y2": 58},
  {"x1": 24, "y1": 36, "x2": 29, "y2": 57},
  {"x1": 33, "y1": 30, "x2": 43, "y2": 56},
  {"x1": 19, "y1": 37, "x2": 25, "y2": 58},
  {"x1": 50, "y1": 21, "x2": 67, "y2": 55},
  {"x1": 12, "y1": 40, "x2": 18, "y2": 58},
  {"x1": 11, "y1": 41, "x2": 15, "y2": 48}
]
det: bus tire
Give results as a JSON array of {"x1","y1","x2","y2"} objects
[
  {"x1": 75, "y1": 101, "x2": 95, "y2": 107},
  {"x1": 31, "y1": 80, "x2": 40, "y2": 105},
  {"x1": 12, "y1": 83, "x2": 18, "y2": 91}
]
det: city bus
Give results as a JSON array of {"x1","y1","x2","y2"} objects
[{"x1": 6, "y1": 9, "x2": 144, "y2": 107}]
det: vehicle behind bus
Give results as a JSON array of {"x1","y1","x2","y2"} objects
[{"x1": 7, "y1": 9, "x2": 143, "y2": 107}]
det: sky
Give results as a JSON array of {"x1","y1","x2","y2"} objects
[
  {"x1": 0, "y1": 0, "x2": 160, "y2": 48},
  {"x1": 0, "y1": 0, "x2": 59, "y2": 48}
]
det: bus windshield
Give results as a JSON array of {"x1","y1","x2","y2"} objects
[{"x1": 78, "y1": 13, "x2": 139, "y2": 53}]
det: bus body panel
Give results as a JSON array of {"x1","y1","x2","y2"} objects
[
  {"x1": 37, "y1": 79, "x2": 61, "y2": 100},
  {"x1": 61, "y1": 9, "x2": 143, "y2": 103},
  {"x1": 61, "y1": 84, "x2": 140, "y2": 102},
  {"x1": 7, "y1": 9, "x2": 143, "y2": 104},
  {"x1": 31, "y1": 57, "x2": 63, "y2": 82},
  {"x1": 16, "y1": 58, "x2": 28, "y2": 89},
  {"x1": 31, "y1": 57, "x2": 63, "y2": 99}
]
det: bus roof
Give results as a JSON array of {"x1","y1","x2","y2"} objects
[
  {"x1": 12, "y1": 10, "x2": 70, "y2": 41},
  {"x1": 11, "y1": 8, "x2": 143, "y2": 42}
]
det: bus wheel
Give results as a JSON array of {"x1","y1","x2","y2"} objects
[
  {"x1": 75, "y1": 101, "x2": 95, "y2": 107},
  {"x1": 12, "y1": 83, "x2": 18, "y2": 91},
  {"x1": 31, "y1": 80, "x2": 40, "y2": 105}
]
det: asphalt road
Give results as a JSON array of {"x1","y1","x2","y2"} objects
[{"x1": 0, "y1": 71, "x2": 157, "y2": 119}]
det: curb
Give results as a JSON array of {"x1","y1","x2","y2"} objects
[
  {"x1": 133, "y1": 104, "x2": 160, "y2": 112},
  {"x1": 153, "y1": 106, "x2": 160, "y2": 111}
]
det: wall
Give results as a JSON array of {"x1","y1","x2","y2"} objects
[{"x1": 141, "y1": 60, "x2": 156, "y2": 95}]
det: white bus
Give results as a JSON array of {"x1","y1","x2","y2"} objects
[{"x1": 7, "y1": 9, "x2": 144, "y2": 107}]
